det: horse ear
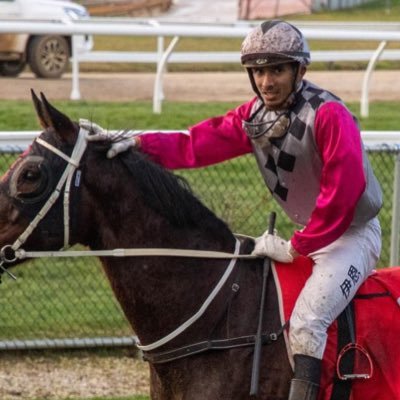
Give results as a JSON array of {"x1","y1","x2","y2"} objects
[
  {"x1": 31, "y1": 89, "x2": 51, "y2": 129},
  {"x1": 39, "y1": 92, "x2": 76, "y2": 144}
]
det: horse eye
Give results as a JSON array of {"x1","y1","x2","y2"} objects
[
  {"x1": 22, "y1": 169, "x2": 41, "y2": 182},
  {"x1": 8, "y1": 156, "x2": 51, "y2": 203},
  {"x1": 16, "y1": 165, "x2": 49, "y2": 201}
]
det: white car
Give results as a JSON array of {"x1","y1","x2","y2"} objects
[{"x1": 0, "y1": 0, "x2": 93, "y2": 78}]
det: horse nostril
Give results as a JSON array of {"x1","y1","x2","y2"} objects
[{"x1": 8, "y1": 206, "x2": 20, "y2": 224}]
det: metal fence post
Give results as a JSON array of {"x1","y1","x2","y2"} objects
[{"x1": 390, "y1": 151, "x2": 400, "y2": 266}]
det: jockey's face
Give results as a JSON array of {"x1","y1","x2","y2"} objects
[{"x1": 252, "y1": 63, "x2": 305, "y2": 110}]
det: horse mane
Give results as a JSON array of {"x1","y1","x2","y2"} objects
[{"x1": 90, "y1": 135, "x2": 233, "y2": 235}]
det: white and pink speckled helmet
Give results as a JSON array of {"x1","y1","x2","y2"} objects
[{"x1": 241, "y1": 20, "x2": 311, "y2": 68}]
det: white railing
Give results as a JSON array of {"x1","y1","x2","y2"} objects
[
  {"x1": 1, "y1": 19, "x2": 400, "y2": 114},
  {"x1": 1, "y1": 130, "x2": 400, "y2": 148}
]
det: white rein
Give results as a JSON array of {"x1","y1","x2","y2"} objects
[{"x1": 3, "y1": 128, "x2": 256, "y2": 262}]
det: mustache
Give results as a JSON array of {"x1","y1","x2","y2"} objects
[{"x1": 260, "y1": 84, "x2": 275, "y2": 92}]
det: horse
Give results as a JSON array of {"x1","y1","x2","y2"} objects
[{"x1": 0, "y1": 91, "x2": 399, "y2": 400}]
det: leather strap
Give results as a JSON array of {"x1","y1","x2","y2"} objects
[
  {"x1": 330, "y1": 302, "x2": 355, "y2": 400},
  {"x1": 143, "y1": 330, "x2": 284, "y2": 364}
]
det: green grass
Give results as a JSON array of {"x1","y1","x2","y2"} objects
[
  {"x1": 1, "y1": 99, "x2": 400, "y2": 131},
  {"x1": 0, "y1": 257, "x2": 132, "y2": 340},
  {"x1": 0, "y1": 100, "x2": 240, "y2": 131}
]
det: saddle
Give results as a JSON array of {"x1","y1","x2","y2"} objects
[{"x1": 273, "y1": 257, "x2": 400, "y2": 400}]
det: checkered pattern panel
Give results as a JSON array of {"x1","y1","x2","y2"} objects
[
  {"x1": 289, "y1": 117, "x2": 306, "y2": 141},
  {"x1": 262, "y1": 81, "x2": 343, "y2": 202},
  {"x1": 277, "y1": 150, "x2": 296, "y2": 172},
  {"x1": 265, "y1": 148, "x2": 295, "y2": 201}
]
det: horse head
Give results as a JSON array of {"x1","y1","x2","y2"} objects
[{"x1": 0, "y1": 91, "x2": 84, "y2": 266}]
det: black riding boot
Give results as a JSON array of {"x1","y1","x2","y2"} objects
[{"x1": 287, "y1": 354, "x2": 321, "y2": 400}]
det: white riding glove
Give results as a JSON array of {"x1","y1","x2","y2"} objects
[
  {"x1": 252, "y1": 233, "x2": 297, "y2": 263},
  {"x1": 79, "y1": 119, "x2": 139, "y2": 159}
]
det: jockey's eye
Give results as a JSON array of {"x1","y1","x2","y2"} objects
[{"x1": 253, "y1": 67, "x2": 264, "y2": 75}]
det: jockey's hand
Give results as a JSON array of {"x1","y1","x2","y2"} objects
[
  {"x1": 252, "y1": 233, "x2": 298, "y2": 263},
  {"x1": 79, "y1": 119, "x2": 140, "y2": 159}
]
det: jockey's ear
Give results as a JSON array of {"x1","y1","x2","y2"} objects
[{"x1": 296, "y1": 64, "x2": 307, "y2": 86}]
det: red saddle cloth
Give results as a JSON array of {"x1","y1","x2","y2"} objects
[{"x1": 272, "y1": 257, "x2": 400, "y2": 400}]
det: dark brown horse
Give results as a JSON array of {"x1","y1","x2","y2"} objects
[
  {"x1": 0, "y1": 92, "x2": 292, "y2": 399},
  {"x1": 1, "y1": 92, "x2": 399, "y2": 400}
]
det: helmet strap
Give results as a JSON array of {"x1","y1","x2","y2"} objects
[
  {"x1": 246, "y1": 68, "x2": 263, "y2": 102},
  {"x1": 291, "y1": 63, "x2": 301, "y2": 94},
  {"x1": 278, "y1": 62, "x2": 301, "y2": 110}
]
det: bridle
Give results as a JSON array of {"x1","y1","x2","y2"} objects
[{"x1": 0, "y1": 128, "x2": 88, "y2": 279}]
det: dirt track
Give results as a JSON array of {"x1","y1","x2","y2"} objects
[
  {"x1": 0, "y1": 350, "x2": 150, "y2": 400},
  {"x1": 1, "y1": 70, "x2": 400, "y2": 103}
]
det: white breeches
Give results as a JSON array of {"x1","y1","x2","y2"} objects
[{"x1": 289, "y1": 217, "x2": 381, "y2": 359}]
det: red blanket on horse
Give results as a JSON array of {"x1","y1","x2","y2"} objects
[{"x1": 272, "y1": 257, "x2": 400, "y2": 400}]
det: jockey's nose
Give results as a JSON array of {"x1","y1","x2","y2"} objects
[{"x1": 260, "y1": 71, "x2": 274, "y2": 90}]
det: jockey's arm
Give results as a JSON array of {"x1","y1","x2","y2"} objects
[{"x1": 291, "y1": 102, "x2": 366, "y2": 256}]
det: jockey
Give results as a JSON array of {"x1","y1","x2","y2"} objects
[{"x1": 80, "y1": 20, "x2": 382, "y2": 400}]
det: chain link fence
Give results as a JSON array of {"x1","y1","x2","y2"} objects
[{"x1": 0, "y1": 144, "x2": 399, "y2": 350}]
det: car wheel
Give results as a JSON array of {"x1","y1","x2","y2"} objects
[
  {"x1": 28, "y1": 35, "x2": 70, "y2": 79},
  {"x1": 0, "y1": 60, "x2": 26, "y2": 77}
]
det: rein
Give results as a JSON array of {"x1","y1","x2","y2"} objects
[
  {"x1": 11, "y1": 246, "x2": 257, "y2": 261},
  {"x1": 1, "y1": 128, "x2": 257, "y2": 265}
]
